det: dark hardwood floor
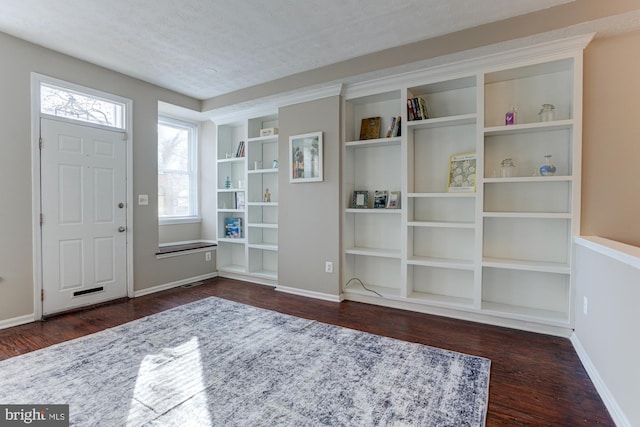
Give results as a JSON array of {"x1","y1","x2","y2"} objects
[{"x1": 0, "y1": 277, "x2": 613, "y2": 426}]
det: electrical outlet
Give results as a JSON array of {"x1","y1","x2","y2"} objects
[
  {"x1": 138, "y1": 194, "x2": 149, "y2": 205},
  {"x1": 583, "y1": 296, "x2": 588, "y2": 315},
  {"x1": 325, "y1": 261, "x2": 333, "y2": 273},
  {"x1": 205, "y1": 252, "x2": 211, "y2": 262}
]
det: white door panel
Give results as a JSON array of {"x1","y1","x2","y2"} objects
[{"x1": 41, "y1": 118, "x2": 127, "y2": 315}]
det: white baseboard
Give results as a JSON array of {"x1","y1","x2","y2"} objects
[
  {"x1": 133, "y1": 272, "x2": 218, "y2": 298},
  {"x1": 275, "y1": 285, "x2": 342, "y2": 303},
  {"x1": 570, "y1": 333, "x2": 631, "y2": 427},
  {"x1": 0, "y1": 314, "x2": 36, "y2": 330}
]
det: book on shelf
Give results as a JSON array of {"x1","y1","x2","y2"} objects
[
  {"x1": 391, "y1": 116, "x2": 401, "y2": 137},
  {"x1": 385, "y1": 116, "x2": 396, "y2": 138},
  {"x1": 224, "y1": 217, "x2": 242, "y2": 238},
  {"x1": 447, "y1": 152, "x2": 476, "y2": 193},
  {"x1": 235, "y1": 192, "x2": 245, "y2": 210},
  {"x1": 235, "y1": 140, "x2": 245, "y2": 157},
  {"x1": 359, "y1": 117, "x2": 381, "y2": 140},
  {"x1": 407, "y1": 97, "x2": 429, "y2": 121}
]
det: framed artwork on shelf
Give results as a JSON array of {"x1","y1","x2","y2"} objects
[
  {"x1": 352, "y1": 191, "x2": 369, "y2": 209},
  {"x1": 359, "y1": 117, "x2": 381, "y2": 140},
  {"x1": 387, "y1": 191, "x2": 400, "y2": 208},
  {"x1": 373, "y1": 190, "x2": 388, "y2": 208},
  {"x1": 290, "y1": 131, "x2": 323, "y2": 183},
  {"x1": 447, "y1": 152, "x2": 477, "y2": 193},
  {"x1": 224, "y1": 217, "x2": 242, "y2": 238}
]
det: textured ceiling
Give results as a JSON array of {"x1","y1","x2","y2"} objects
[{"x1": 0, "y1": 0, "x2": 571, "y2": 100}]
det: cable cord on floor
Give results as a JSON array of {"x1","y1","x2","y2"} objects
[{"x1": 345, "y1": 277, "x2": 383, "y2": 297}]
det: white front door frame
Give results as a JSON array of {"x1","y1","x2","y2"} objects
[{"x1": 30, "y1": 73, "x2": 134, "y2": 320}]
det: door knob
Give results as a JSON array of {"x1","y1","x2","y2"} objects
[
  {"x1": 118, "y1": 226, "x2": 126, "y2": 232},
  {"x1": 118, "y1": 203, "x2": 124, "y2": 208}
]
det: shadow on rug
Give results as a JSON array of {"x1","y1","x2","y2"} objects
[{"x1": 0, "y1": 297, "x2": 490, "y2": 426}]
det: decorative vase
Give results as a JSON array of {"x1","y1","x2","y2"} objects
[
  {"x1": 538, "y1": 104, "x2": 555, "y2": 122},
  {"x1": 505, "y1": 105, "x2": 517, "y2": 125},
  {"x1": 225, "y1": 176, "x2": 232, "y2": 189},
  {"x1": 500, "y1": 158, "x2": 516, "y2": 178},
  {"x1": 539, "y1": 155, "x2": 557, "y2": 176}
]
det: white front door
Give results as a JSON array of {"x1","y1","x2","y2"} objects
[{"x1": 40, "y1": 118, "x2": 128, "y2": 315}]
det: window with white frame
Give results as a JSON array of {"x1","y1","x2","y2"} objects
[
  {"x1": 40, "y1": 82, "x2": 125, "y2": 129},
  {"x1": 158, "y1": 117, "x2": 198, "y2": 221}
]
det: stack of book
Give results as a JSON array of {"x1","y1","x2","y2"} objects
[
  {"x1": 385, "y1": 116, "x2": 402, "y2": 137},
  {"x1": 407, "y1": 97, "x2": 429, "y2": 121}
]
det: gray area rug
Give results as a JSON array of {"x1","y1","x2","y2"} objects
[{"x1": 0, "y1": 297, "x2": 490, "y2": 426}]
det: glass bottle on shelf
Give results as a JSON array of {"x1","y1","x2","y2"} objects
[
  {"x1": 505, "y1": 105, "x2": 517, "y2": 125},
  {"x1": 538, "y1": 104, "x2": 555, "y2": 122},
  {"x1": 539, "y1": 155, "x2": 557, "y2": 176},
  {"x1": 500, "y1": 158, "x2": 516, "y2": 178},
  {"x1": 225, "y1": 176, "x2": 232, "y2": 189}
]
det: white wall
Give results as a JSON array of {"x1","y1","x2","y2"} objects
[{"x1": 572, "y1": 237, "x2": 640, "y2": 427}]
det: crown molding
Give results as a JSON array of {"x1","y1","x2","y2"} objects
[{"x1": 343, "y1": 33, "x2": 595, "y2": 100}]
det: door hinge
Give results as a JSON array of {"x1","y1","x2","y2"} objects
[
  {"x1": 41, "y1": 289, "x2": 44, "y2": 301},
  {"x1": 122, "y1": 132, "x2": 128, "y2": 141},
  {"x1": 39, "y1": 137, "x2": 43, "y2": 150},
  {"x1": 40, "y1": 213, "x2": 44, "y2": 225}
]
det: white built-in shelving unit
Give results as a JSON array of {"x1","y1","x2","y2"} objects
[
  {"x1": 215, "y1": 113, "x2": 279, "y2": 284},
  {"x1": 341, "y1": 34, "x2": 592, "y2": 335}
]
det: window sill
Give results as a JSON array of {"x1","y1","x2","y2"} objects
[
  {"x1": 159, "y1": 216, "x2": 202, "y2": 225},
  {"x1": 156, "y1": 240, "x2": 217, "y2": 259}
]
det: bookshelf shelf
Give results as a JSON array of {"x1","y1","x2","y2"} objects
[
  {"x1": 340, "y1": 35, "x2": 590, "y2": 334},
  {"x1": 216, "y1": 112, "x2": 279, "y2": 282}
]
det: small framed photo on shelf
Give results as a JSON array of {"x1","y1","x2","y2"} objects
[
  {"x1": 359, "y1": 117, "x2": 381, "y2": 140},
  {"x1": 447, "y1": 152, "x2": 477, "y2": 193},
  {"x1": 387, "y1": 191, "x2": 400, "y2": 208},
  {"x1": 373, "y1": 190, "x2": 388, "y2": 208},
  {"x1": 290, "y1": 131, "x2": 323, "y2": 183},
  {"x1": 352, "y1": 190, "x2": 369, "y2": 208},
  {"x1": 235, "y1": 191, "x2": 245, "y2": 210}
]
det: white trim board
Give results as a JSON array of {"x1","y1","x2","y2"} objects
[
  {"x1": 275, "y1": 285, "x2": 342, "y2": 303},
  {"x1": 0, "y1": 314, "x2": 37, "y2": 331},
  {"x1": 133, "y1": 272, "x2": 218, "y2": 298},
  {"x1": 575, "y1": 236, "x2": 640, "y2": 270},
  {"x1": 570, "y1": 333, "x2": 632, "y2": 427}
]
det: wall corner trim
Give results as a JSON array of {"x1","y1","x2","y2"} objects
[{"x1": 570, "y1": 333, "x2": 632, "y2": 427}]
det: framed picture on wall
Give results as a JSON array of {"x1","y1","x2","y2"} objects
[{"x1": 290, "y1": 131, "x2": 323, "y2": 183}]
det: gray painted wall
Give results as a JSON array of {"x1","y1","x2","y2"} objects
[
  {"x1": 0, "y1": 32, "x2": 215, "y2": 322},
  {"x1": 277, "y1": 96, "x2": 341, "y2": 297}
]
